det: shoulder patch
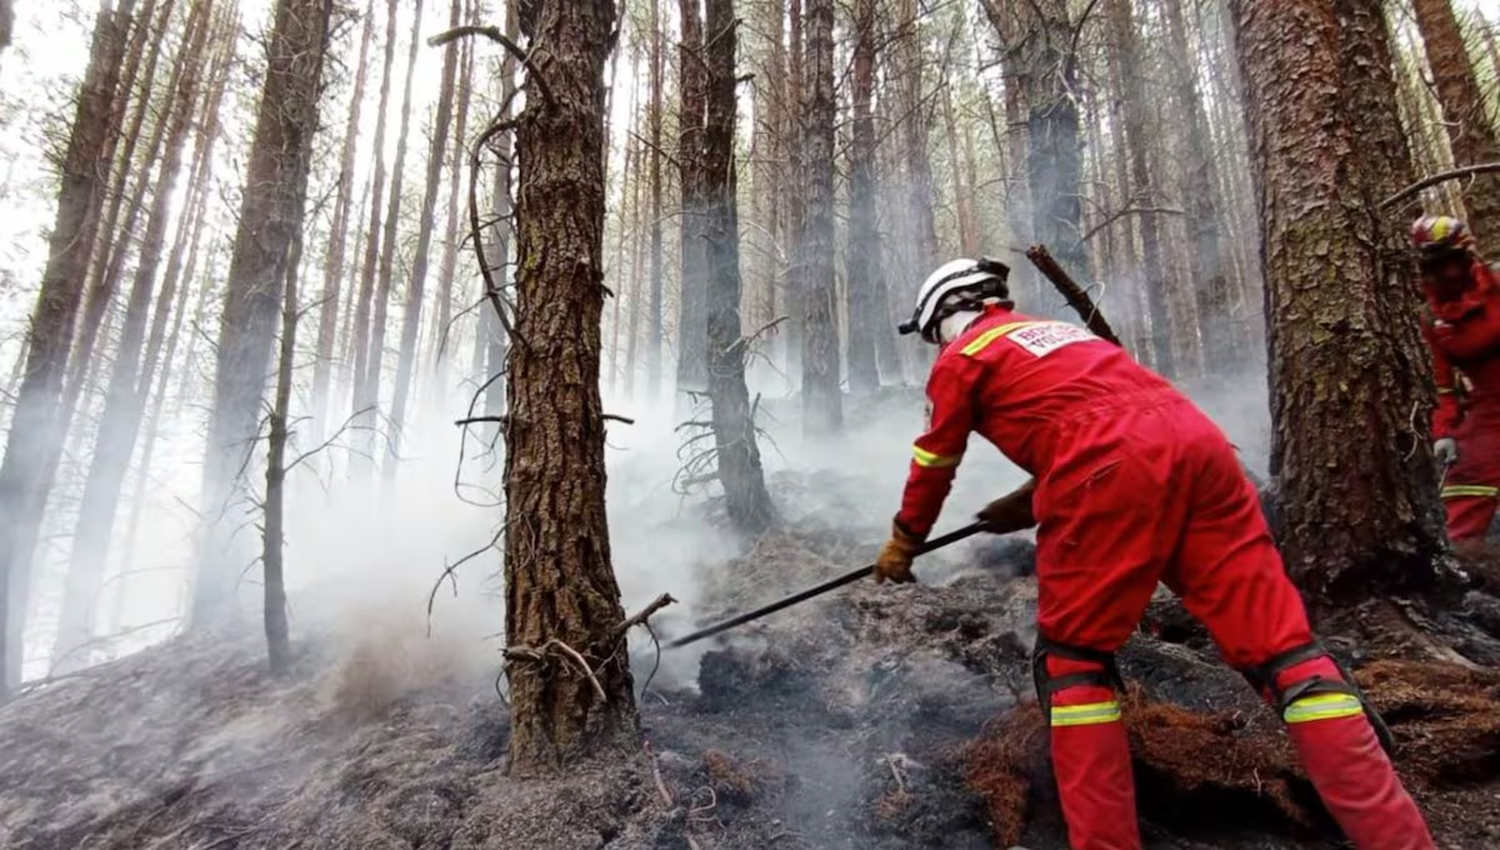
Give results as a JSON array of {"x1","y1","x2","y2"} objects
[{"x1": 1006, "y1": 322, "x2": 1098, "y2": 358}]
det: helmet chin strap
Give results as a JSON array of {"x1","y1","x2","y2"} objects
[{"x1": 937, "y1": 310, "x2": 982, "y2": 345}]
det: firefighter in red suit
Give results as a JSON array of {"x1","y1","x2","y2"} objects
[
  {"x1": 876, "y1": 258, "x2": 1433, "y2": 849},
  {"x1": 1413, "y1": 215, "x2": 1500, "y2": 543}
]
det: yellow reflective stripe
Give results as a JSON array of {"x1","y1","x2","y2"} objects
[
  {"x1": 1443, "y1": 485, "x2": 1500, "y2": 499},
  {"x1": 1437, "y1": 386, "x2": 1456, "y2": 395},
  {"x1": 959, "y1": 321, "x2": 1043, "y2": 356},
  {"x1": 912, "y1": 444, "x2": 961, "y2": 468},
  {"x1": 1432, "y1": 218, "x2": 1454, "y2": 243},
  {"x1": 1050, "y1": 700, "x2": 1122, "y2": 727},
  {"x1": 1283, "y1": 693, "x2": 1363, "y2": 724}
]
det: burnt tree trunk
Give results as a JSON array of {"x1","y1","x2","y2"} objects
[
  {"x1": 645, "y1": 0, "x2": 665, "y2": 402},
  {"x1": 801, "y1": 0, "x2": 842, "y2": 434},
  {"x1": 390, "y1": 0, "x2": 461, "y2": 470},
  {"x1": 312, "y1": 0, "x2": 375, "y2": 435},
  {"x1": 845, "y1": 0, "x2": 882, "y2": 395},
  {"x1": 703, "y1": 0, "x2": 774, "y2": 534},
  {"x1": 1230, "y1": 0, "x2": 1445, "y2": 603},
  {"x1": 55, "y1": 0, "x2": 213, "y2": 670},
  {"x1": 1411, "y1": 0, "x2": 1500, "y2": 241},
  {"x1": 0, "y1": 0, "x2": 136, "y2": 692},
  {"x1": 504, "y1": 0, "x2": 637, "y2": 775},
  {"x1": 192, "y1": 0, "x2": 331, "y2": 622},
  {"x1": 677, "y1": 0, "x2": 708, "y2": 406}
]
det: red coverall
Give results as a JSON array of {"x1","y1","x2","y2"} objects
[
  {"x1": 896, "y1": 305, "x2": 1432, "y2": 850},
  {"x1": 1425, "y1": 261, "x2": 1500, "y2": 542}
]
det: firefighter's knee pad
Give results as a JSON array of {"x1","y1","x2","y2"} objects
[
  {"x1": 1032, "y1": 636, "x2": 1125, "y2": 724},
  {"x1": 1244, "y1": 641, "x2": 1395, "y2": 754}
]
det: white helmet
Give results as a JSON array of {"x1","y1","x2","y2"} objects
[{"x1": 899, "y1": 257, "x2": 1011, "y2": 343}]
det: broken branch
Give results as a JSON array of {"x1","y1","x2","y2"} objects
[
  {"x1": 427, "y1": 25, "x2": 555, "y2": 108},
  {"x1": 615, "y1": 593, "x2": 678, "y2": 642},
  {"x1": 1382, "y1": 162, "x2": 1500, "y2": 209},
  {"x1": 1025, "y1": 244, "x2": 1124, "y2": 347}
]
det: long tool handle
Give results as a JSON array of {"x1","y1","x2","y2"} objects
[{"x1": 664, "y1": 521, "x2": 988, "y2": 650}]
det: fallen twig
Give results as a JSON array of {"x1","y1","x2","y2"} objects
[{"x1": 645, "y1": 739, "x2": 674, "y2": 806}]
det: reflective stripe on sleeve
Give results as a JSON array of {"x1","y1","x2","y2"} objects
[
  {"x1": 1050, "y1": 700, "x2": 1122, "y2": 727},
  {"x1": 1437, "y1": 386, "x2": 1456, "y2": 395},
  {"x1": 912, "y1": 445, "x2": 962, "y2": 468},
  {"x1": 1282, "y1": 693, "x2": 1364, "y2": 725},
  {"x1": 960, "y1": 321, "x2": 1041, "y2": 356},
  {"x1": 1442, "y1": 484, "x2": 1500, "y2": 500}
]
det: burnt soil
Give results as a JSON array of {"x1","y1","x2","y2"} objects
[{"x1": 4, "y1": 500, "x2": 1500, "y2": 848}]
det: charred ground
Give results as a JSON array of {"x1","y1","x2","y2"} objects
[{"x1": 3, "y1": 497, "x2": 1500, "y2": 849}]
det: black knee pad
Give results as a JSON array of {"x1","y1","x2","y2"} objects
[
  {"x1": 1243, "y1": 641, "x2": 1395, "y2": 755},
  {"x1": 1031, "y1": 636, "x2": 1124, "y2": 714}
]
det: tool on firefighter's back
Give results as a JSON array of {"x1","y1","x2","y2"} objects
[{"x1": 663, "y1": 520, "x2": 989, "y2": 650}]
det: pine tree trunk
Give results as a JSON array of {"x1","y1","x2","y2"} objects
[
  {"x1": 845, "y1": 0, "x2": 882, "y2": 395},
  {"x1": 676, "y1": 0, "x2": 708, "y2": 406},
  {"x1": 55, "y1": 0, "x2": 214, "y2": 670},
  {"x1": 313, "y1": 0, "x2": 375, "y2": 436},
  {"x1": 784, "y1": 0, "x2": 805, "y2": 380},
  {"x1": 192, "y1": 0, "x2": 331, "y2": 623},
  {"x1": 645, "y1": 0, "x2": 666, "y2": 403},
  {"x1": 801, "y1": 0, "x2": 842, "y2": 434},
  {"x1": 622, "y1": 131, "x2": 648, "y2": 398},
  {"x1": 1109, "y1": 0, "x2": 1173, "y2": 375},
  {"x1": 389, "y1": 0, "x2": 459, "y2": 471},
  {"x1": 479, "y1": 0, "x2": 520, "y2": 445},
  {"x1": 1230, "y1": 0, "x2": 1445, "y2": 603},
  {"x1": 349, "y1": 0, "x2": 399, "y2": 435},
  {"x1": 363, "y1": 0, "x2": 425, "y2": 475},
  {"x1": 432, "y1": 1, "x2": 475, "y2": 398},
  {"x1": 1164, "y1": 0, "x2": 1237, "y2": 373},
  {"x1": 263, "y1": 229, "x2": 301, "y2": 676},
  {"x1": 704, "y1": 0, "x2": 774, "y2": 533},
  {"x1": 1411, "y1": 0, "x2": 1500, "y2": 242},
  {"x1": 504, "y1": 0, "x2": 637, "y2": 775},
  {"x1": 896, "y1": 0, "x2": 938, "y2": 281},
  {"x1": 0, "y1": 0, "x2": 137, "y2": 693}
]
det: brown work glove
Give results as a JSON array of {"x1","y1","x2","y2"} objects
[
  {"x1": 874, "y1": 521, "x2": 925, "y2": 584},
  {"x1": 977, "y1": 479, "x2": 1038, "y2": 534}
]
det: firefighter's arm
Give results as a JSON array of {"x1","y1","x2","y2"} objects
[
  {"x1": 895, "y1": 356, "x2": 979, "y2": 539},
  {"x1": 1425, "y1": 320, "x2": 1463, "y2": 439}
]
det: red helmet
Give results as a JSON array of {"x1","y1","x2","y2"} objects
[{"x1": 1411, "y1": 215, "x2": 1476, "y2": 256}]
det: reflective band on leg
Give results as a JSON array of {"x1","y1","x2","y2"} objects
[
  {"x1": 1441, "y1": 484, "x2": 1500, "y2": 500},
  {"x1": 1283, "y1": 693, "x2": 1364, "y2": 724},
  {"x1": 912, "y1": 445, "x2": 961, "y2": 468},
  {"x1": 1050, "y1": 700, "x2": 1122, "y2": 727}
]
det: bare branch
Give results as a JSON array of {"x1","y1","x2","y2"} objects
[
  {"x1": 427, "y1": 25, "x2": 555, "y2": 108},
  {"x1": 1381, "y1": 162, "x2": 1500, "y2": 209}
]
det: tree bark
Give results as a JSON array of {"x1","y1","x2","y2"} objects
[
  {"x1": 0, "y1": 0, "x2": 137, "y2": 693},
  {"x1": 192, "y1": 0, "x2": 331, "y2": 623},
  {"x1": 55, "y1": 0, "x2": 214, "y2": 670},
  {"x1": 800, "y1": 0, "x2": 842, "y2": 434},
  {"x1": 703, "y1": 0, "x2": 774, "y2": 533},
  {"x1": 312, "y1": 0, "x2": 375, "y2": 436},
  {"x1": 1411, "y1": 0, "x2": 1500, "y2": 242},
  {"x1": 1230, "y1": 0, "x2": 1445, "y2": 603},
  {"x1": 390, "y1": 0, "x2": 458, "y2": 471},
  {"x1": 504, "y1": 0, "x2": 637, "y2": 775},
  {"x1": 845, "y1": 0, "x2": 882, "y2": 395},
  {"x1": 896, "y1": 0, "x2": 937, "y2": 281}
]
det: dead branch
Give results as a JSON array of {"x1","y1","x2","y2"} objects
[
  {"x1": 604, "y1": 413, "x2": 635, "y2": 425},
  {"x1": 645, "y1": 739, "x2": 675, "y2": 806},
  {"x1": 426, "y1": 524, "x2": 505, "y2": 635},
  {"x1": 455, "y1": 415, "x2": 507, "y2": 427},
  {"x1": 614, "y1": 593, "x2": 678, "y2": 641},
  {"x1": 285, "y1": 405, "x2": 375, "y2": 473},
  {"x1": 427, "y1": 25, "x2": 554, "y2": 108},
  {"x1": 504, "y1": 639, "x2": 607, "y2": 702},
  {"x1": 1076, "y1": 204, "x2": 1186, "y2": 246},
  {"x1": 1025, "y1": 244, "x2": 1124, "y2": 347},
  {"x1": 1382, "y1": 162, "x2": 1500, "y2": 208}
]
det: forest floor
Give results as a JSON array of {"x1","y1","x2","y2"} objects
[{"x1": 4, "y1": 395, "x2": 1500, "y2": 848}]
